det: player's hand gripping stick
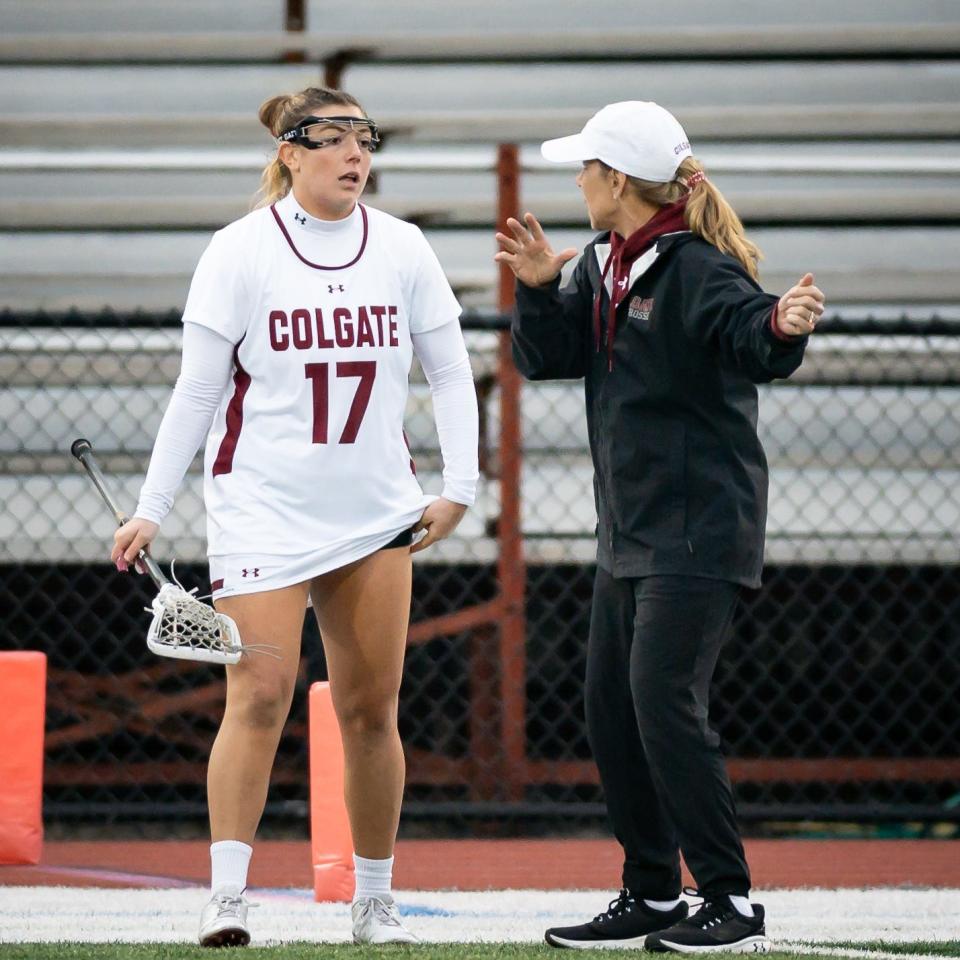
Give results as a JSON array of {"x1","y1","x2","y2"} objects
[{"x1": 70, "y1": 438, "x2": 246, "y2": 665}]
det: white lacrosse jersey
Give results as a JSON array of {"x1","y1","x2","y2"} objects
[{"x1": 181, "y1": 192, "x2": 461, "y2": 568}]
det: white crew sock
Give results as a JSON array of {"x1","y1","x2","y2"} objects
[
  {"x1": 210, "y1": 840, "x2": 253, "y2": 895},
  {"x1": 353, "y1": 853, "x2": 394, "y2": 901},
  {"x1": 728, "y1": 894, "x2": 753, "y2": 917},
  {"x1": 644, "y1": 897, "x2": 682, "y2": 911}
]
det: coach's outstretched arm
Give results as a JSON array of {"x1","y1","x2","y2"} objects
[
  {"x1": 682, "y1": 256, "x2": 824, "y2": 383},
  {"x1": 496, "y1": 212, "x2": 588, "y2": 381}
]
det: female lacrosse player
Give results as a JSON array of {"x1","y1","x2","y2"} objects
[
  {"x1": 498, "y1": 101, "x2": 823, "y2": 953},
  {"x1": 112, "y1": 86, "x2": 479, "y2": 947}
]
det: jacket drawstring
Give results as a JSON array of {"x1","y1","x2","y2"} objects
[{"x1": 592, "y1": 246, "x2": 621, "y2": 372}]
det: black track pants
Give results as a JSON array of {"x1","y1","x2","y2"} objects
[{"x1": 584, "y1": 567, "x2": 751, "y2": 899}]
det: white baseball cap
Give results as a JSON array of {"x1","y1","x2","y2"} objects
[{"x1": 540, "y1": 101, "x2": 692, "y2": 182}]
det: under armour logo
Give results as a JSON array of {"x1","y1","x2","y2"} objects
[
  {"x1": 294, "y1": 213, "x2": 306, "y2": 224},
  {"x1": 241, "y1": 568, "x2": 260, "y2": 578},
  {"x1": 328, "y1": 284, "x2": 344, "y2": 293}
]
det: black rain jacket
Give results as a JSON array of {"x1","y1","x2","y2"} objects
[{"x1": 511, "y1": 231, "x2": 807, "y2": 588}]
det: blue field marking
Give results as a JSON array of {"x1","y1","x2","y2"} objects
[
  {"x1": 256, "y1": 888, "x2": 318, "y2": 900},
  {"x1": 252, "y1": 889, "x2": 461, "y2": 918},
  {"x1": 397, "y1": 900, "x2": 560, "y2": 920},
  {"x1": 398, "y1": 904, "x2": 458, "y2": 918}
]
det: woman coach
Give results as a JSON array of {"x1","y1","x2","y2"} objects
[{"x1": 496, "y1": 101, "x2": 823, "y2": 953}]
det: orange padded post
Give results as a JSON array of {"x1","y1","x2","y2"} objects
[
  {"x1": 309, "y1": 681, "x2": 353, "y2": 901},
  {"x1": 0, "y1": 651, "x2": 46, "y2": 864}
]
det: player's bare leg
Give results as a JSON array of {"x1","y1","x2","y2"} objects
[
  {"x1": 208, "y1": 581, "x2": 310, "y2": 843},
  {"x1": 198, "y1": 581, "x2": 309, "y2": 946},
  {"x1": 310, "y1": 545, "x2": 417, "y2": 943},
  {"x1": 310, "y1": 547, "x2": 410, "y2": 856}
]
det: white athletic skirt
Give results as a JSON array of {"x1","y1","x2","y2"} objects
[{"x1": 208, "y1": 521, "x2": 417, "y2": 601}]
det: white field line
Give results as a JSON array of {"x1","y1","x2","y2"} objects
[
  {"x1": 0, "y1": 887, "x2": 957, "y2": 945},
  {"x1": 781, "y1": 946, "x2": 954, "y2": 960}
]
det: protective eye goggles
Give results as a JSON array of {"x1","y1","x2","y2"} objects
[{"x1": 277, "y1": 115, "x2": 381, "y2": 152}]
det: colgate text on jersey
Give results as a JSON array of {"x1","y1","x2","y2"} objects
[{"x1": 268, "y1": 305, "x2": 400, "y2": 351}]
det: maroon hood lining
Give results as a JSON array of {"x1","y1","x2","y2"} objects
[{"x1": 593, "y1": 197, "x2": 689, "y2": 370}]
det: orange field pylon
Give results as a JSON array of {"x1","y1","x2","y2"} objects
[
  {"x1": 308, "y1": 681, "x2": 354, "y2": 902},
  {"x1": 0, "y1": 651, "x2": 47, "y2": 865}
]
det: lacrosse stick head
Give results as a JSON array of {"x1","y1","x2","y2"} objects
[{"x1": 146, "y1": 583, "x2": 243, "y2": 665}]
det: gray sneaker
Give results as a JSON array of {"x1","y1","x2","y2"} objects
[
  {"x1": 198, "y1": 890, "x2": 251, "y2": 947},
  {"x1": 351, "y1": 895, "x2": 419, "y2": 944}
]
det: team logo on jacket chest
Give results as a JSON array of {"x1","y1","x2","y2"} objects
[{"x1": 628, "y1": 296, "x2": 654, "y2": 323}]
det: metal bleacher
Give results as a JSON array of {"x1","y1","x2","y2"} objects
[
  {"x1": 2, "y1": 0, "x2": 960, "y2": 307},
  {"x1": 2, "y1": 0, "x2": 960, "y2": 567}
]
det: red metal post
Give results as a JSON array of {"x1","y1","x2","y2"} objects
[
  {"x1": 285, "y1": 0, "x2": 305, "y2": 31},
  {"x1": 283, "y1": 0, "x2": 307, "y2": 64},
  {"x1": 496, "y1": 143, "x2": 528, "y2": 801},
  {"x1": 467, "y1": 623, "x2": 502, "y2": 800}
]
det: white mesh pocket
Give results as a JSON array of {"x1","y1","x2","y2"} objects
[{"x1": 146, "y1": 583, "x2": 242, "y2": 665}]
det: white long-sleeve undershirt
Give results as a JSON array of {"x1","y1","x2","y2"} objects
[
  {"x1": 134, "y1": 320, "x2": 479, "y2": 526},
  {"x1": 411, "y1": 319, "x2": 480, "y2": 508}
]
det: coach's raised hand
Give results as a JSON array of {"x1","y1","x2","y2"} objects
[{"x1": 495, "y1": 212, "x2": 578, "y2": 287}]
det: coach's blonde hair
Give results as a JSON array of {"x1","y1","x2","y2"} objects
[
  {"x1": 605, "y1": 156, "x2": 761, "y2": 279},
  {"x1": 255, "y1": 86, "x2": 366, "y2": 208}
]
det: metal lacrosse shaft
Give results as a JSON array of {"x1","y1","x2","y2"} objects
[{"x1": 70, "y1": 438, "x2": 168, "y2": 589}]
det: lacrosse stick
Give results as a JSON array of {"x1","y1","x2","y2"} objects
[{"x1": 71, "y1": 438, "x2": 244, "y2": 665}]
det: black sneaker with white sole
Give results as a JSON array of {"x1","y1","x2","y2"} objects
[
  {"x1": 645, "y1": 894, "x2": 769, "y2": 953},
  {"x1": 545, "y1": 888, "x2": 688, "y2": 949}
]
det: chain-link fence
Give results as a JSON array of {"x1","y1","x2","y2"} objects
[{"x1": 2, "y1": 309, "x2": 959, "y2": 830}]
